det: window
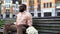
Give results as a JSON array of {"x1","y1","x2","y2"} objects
[
  {"x1": 19, "y1": 0, "x2": 22, "y2": 4},
  {"x1": 6, "y1": 14, "x2": 9, "y2": 18},
  {"x1": 12, "y1": 0, "x2": 21, "y2": 4},
  {"x1": 0, "y1": 4, "x2": 1, "y2": 13},
  {"x1": 44, "y1": 2, "x2": 52, "y2": 8},
  {"x1": 6, "y1": 9, "x2": 10, "y2": 13},
  {"x1": 57, "y1": 12, "x2": 60, "y2": 16},
  {"x1": 44, "y1": 12, "x2": 51, "y2": 17},
  {"x1": 44, "y1": 3, "x2": 46, "y2": 8},
  {"x1": 38, "y1": 13, "x2": 41, "y2": 17},
  {"x1": 6, "y1": 4, "x2": 10, "y2": 8},
  {"x1": 50, "y1": 2, "x2": 52, "y2": 7},
  {"x1": 1, "y1": 4, "x2": 4, "y2": 11},
  {"x1": 29, "y1": 0, "x2": 34, "y2": 12},
  {"x1": 0, "y1": 14, "x2": 3, "y2": 18},
  {"x1": 23, "y1": 0, "x2": 27, "y2": 2},
  {"x1": 56, "y1": 2, "x2": 60, "y2": 6},
  {"x1": 29, "y1": 5, "x2": 34, "y2": 12},
  {"x1": 5, "y1": 0, "x2": 12, "y2": 3},
  {"x1": 12, "y1": 0, "x2": 17, "y2": 4},
  {"x1": 47, "y1": 3, "x2": 48, "y2": 8},
  {"x1": 37, "y1": 4, "x2": 41, "y2": 11},
  {"x1": 38, "y1": 0, "x2": 40, "y2": 3},
  {"x1": 30, "y1": 0, "x2": 34, "y2": 4},
  {"x1": 31, "y1": 13, "x2": 34, "y2": 16},
  {"x1": 37, "y1": 0, "x2": 41, "y2": 11}
]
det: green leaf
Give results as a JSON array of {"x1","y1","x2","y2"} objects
[{"x1": 0, "y1": 19, "x2": 3, "y2": 28}]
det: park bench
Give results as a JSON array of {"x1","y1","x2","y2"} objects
[{"x1": 0, "y1": 17, "x2": 60, "y2": 34}]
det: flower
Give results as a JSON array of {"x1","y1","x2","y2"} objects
[{"x1": 26, "y1": 26, "x2": 38, "y2": 34}]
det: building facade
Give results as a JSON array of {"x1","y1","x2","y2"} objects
[{"x1": 0, "y1": 0, "x2": 60, "y2": 19}]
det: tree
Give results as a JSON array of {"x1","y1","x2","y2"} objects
[{"x1": 0, "y1": 19, "x2": 3, "y2": 28}]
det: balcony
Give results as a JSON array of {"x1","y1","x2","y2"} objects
[
  {"x1": 56, "y1": 2, "x2": 60, "y2": 8},
  {"x1": 56, "y1": 3, "x2": 60, "y2": 16},
  {"x1": 56, "y1": 6, "x2": 60, "y2": 8}
]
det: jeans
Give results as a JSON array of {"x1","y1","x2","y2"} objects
[{"x1": 3, "y1": 24, "x2": 29, "y2": 34}]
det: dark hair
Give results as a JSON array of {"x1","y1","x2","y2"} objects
[{"x1": 19, "y1": 4, "x2": 26, "y2": 11}]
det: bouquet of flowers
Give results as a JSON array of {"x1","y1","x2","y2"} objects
[{"x1": 26, "y1": 26, "x2": 38, "y2": 34}]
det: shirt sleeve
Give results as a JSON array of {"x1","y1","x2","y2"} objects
[{"x1": 26, "y1": 13, "x2": 32, "y2": 26}]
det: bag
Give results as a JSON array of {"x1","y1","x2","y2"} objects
[{"x1": 26, "y1": 26, "x2": 38, "y2": 34}]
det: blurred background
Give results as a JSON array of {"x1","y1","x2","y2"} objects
[{"x1": 0, "y1": 0, "x2": 60, "y2": 34}]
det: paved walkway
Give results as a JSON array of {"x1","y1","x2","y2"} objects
[{"x1": 0, "y1": 29, "x2": 3, "y2": 32}]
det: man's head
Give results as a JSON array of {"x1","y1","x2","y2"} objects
[{"x1": 19, "y1": 4, "x2": 26, "y2": 12}]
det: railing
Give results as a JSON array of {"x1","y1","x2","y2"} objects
[{"x1": 56, "y1": 4, "x2": 60, "y2": 8}]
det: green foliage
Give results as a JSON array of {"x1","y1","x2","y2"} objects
[{"x1": 0, "y1": 19, "x2": 3, "y2": 28}]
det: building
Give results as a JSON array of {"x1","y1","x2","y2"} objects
[{"x1": 0, "y1": 0, "x2": 60, "y2": 19}]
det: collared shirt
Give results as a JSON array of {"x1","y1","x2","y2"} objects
[{"x1": 14, "y1": 11, "x2": 32, "y2": 26}]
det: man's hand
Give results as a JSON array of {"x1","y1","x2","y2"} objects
[
  {"x1": 28, "y1": 24, "x2": 32, "y2": 27},
  {"x1": 14, "y1": 22, "x2": 16, "y2": 25}
]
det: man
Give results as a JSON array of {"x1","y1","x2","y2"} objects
[
  {"x1": 14, "y1": 4, "x2": 32, "y2": 34},
  {"x1": 3, "y1": 4, "x2": 32, "y2": 34}
]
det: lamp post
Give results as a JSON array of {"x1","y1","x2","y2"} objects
[
  {"x1": 0, "y1": 1, "x2": 1, "y2": 18},
  {"x1": 0, "y1": 1, "x2": 1, "y2": 14}
]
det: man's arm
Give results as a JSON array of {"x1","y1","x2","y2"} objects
[{"x1": 26, "y1": 13, "x2": 32, "y2": 27}]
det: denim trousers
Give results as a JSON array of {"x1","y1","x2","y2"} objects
[{"x1": 3, "y1": 24, "x2": 28, "y2": 34}]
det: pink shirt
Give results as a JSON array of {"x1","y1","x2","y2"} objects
[{"x1": 14, "y1": 11, "x2": 32, "y2": 26}]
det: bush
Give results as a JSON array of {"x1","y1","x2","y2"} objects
[{"x1": 0, "y1": 19, "x2": 3, "y2": 28}]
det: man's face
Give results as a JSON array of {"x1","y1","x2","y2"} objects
[
  {"x1": 19, "y1": 5, "x2": 24, "y2": 9},
  {"x1": 19, "y1": 5, "x2": 24, "y2": 12}
]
